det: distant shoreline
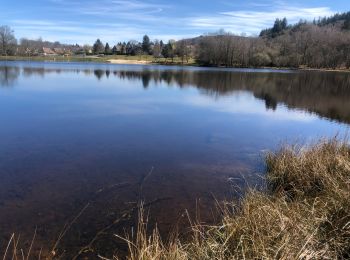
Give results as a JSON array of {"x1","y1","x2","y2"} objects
[
  {"x1": 108, "y1": 59, "x2": 152, "y2": 64},
  {"x1": 1, "y1": 55, "x2": 350, "y2": 73}
]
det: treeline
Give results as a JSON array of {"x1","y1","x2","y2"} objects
[
  {"x1": 0, "y1": 25, "x2": 192, "y2": 62},
  {"x1": 91, "y1": 36, "x2": 193, "y2": 62},
  {"x1": 198, "y1": 23, "x2": 350, "y2": 68},
  {"x1": 2, "y1": 11, "x2": 350, "y2": 68},
  {"x1": 199, "y1": 12, "x2": 350, "y2": 68},
  {"x1": 0, "y1": 26, "x2": 81, "y2": 56}
]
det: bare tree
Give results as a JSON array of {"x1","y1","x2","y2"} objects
[
  {"x1": 196, "y1": 15, "x2": 350, "y2": 69},
  {"x1": 176, "y1": 40, "x2": 192, "y2": 64},
  {"x1": 18, "y1": 38, "x2": 32, "y2": 56},
  {"x1": 152, "y1": 40, "x2": 162, "y2": 59},
  {"x1": 0, "y1": 26, "x2": 17, "y2": 55}
]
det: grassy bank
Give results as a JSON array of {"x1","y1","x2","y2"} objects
[{"x1": 120, "y1": 138, "x2": 350, "y2": 260}]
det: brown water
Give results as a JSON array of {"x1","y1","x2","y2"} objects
[{"x1": 0, "y1": 61, "x2": 349, "y2": 258}]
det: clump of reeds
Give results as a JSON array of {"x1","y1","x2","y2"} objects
[
  {"x1": 2, "y1": 230, "x2": 40, "y2": 260},
  {"x1": 118, "y1": 138, "x2": 350, "y2": 260},
  {"x1": 114, "y1": 208, "x2": 188, "y2": 260},
  {"x1": 264, "y1": 138, "x2": 350, "y2": 258}
]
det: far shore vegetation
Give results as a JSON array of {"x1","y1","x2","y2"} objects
[
  {"x1": 3, "y1": 137, "x2": 350, "y2": 259},
  {"x1": 2, "y1": 11, "x2": 350, "y2": 69}
]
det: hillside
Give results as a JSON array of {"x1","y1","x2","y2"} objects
[
  {"x1": 260, "y1": 11, "x2": 350, "y2": 38},
  {"x1": 193, "y1": 11, "x2": 350, "y2": 69}
]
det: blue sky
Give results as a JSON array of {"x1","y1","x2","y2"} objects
[{"x1": 2, "y1": 0, "x2": 349, "y2": 45}]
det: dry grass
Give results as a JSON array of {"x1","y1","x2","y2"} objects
[
  {"x1": 114, "y1": 208, "x2": 188, "y2": 260},
  {"x1": 2, "y1": 230, "x2": 41, "y2": 260},
  {"x1": 117, "y1": 138, "x2": 350, "y2": 260}
]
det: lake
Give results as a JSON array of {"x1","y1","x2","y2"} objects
[{"x1": 0, "y1": 61, "x2": 349, "y2": 258}]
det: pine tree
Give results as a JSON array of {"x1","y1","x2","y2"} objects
[
  {"x1": 93, "y1": 39, "x2": 104, "y2": 54},
  {"x1": 112, "y1": 45, "x2": 118, "y2": 54},
  {"x1": 142, "y1": 35, "x2": 151, "y2": 54},
  {"x1": 162, "y1": 41, "x2": 175, "y2": 60},
  {"x1": 343, "y1": 17, "x2": 350, "y2": 30},
  {"x1": 104, "y1": 42, "x2": 111, "y2": 54},
  {"x1": 282, "y1": 18, "x2": 288, "y2": 30}
]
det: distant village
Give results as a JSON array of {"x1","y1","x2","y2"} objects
[
  {"x1": 41, "y1": 47, "x2": 85, "y2": 56},
  {"x1": 16, "y1": 36, "x2": 185, "y2": 59},
  {"x1": 22, "y1": 44, "x2": 93, "y2": 57}
]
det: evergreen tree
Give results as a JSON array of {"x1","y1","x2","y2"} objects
[
  {"x1": 112, "y1": 45, "x2": 118, "y2": 54},
  {"x1": 93, "y1": 39, "x2": 104, "y2": 54},
  {"x1": 161, "y1": 43, "x2": 169, "y2": 58},
  {"x1": 162, "y1": 41, "x2": 175, "y2": 60},
  {"x1": 272, "y1": 19, "x2": 282, "y2": 35},
  {"x1": 142, "y1": 35, "x2": 151, "y2": 54},
  {"x1": 126, "y1": 41, "x2": 132, "y2": 55},
  {"x1": 121, "y1": 42, "x2": 127, "y2": 55},
  {"x1": 281, "y1": 18, "x2": 288, "y2": 30},
  {"x1": 269, "y1": 18, "x2": 288, "y2": 37},
  {"x1": 343, "y1": 17, "x2": 350, "y2": 30},
  {"x1": 104, "y1": 42, "x2": 111, "y2": 54}
]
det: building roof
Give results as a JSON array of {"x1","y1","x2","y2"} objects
[
  {"x1": 42, "y1": 47, "x2": 56, "y2": 55},
  {"x1": 53, "y1": 48, "x2": 65, "y2": 54}
]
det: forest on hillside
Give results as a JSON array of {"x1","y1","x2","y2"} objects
[
  {"x1": 1, "y1": 11, "x2": 350, "y2": 69},
  {"x1": 198, "y1": 13, "x2": 350, "y2": 68}
]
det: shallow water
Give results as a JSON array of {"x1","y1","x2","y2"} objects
[{"x1": 0, "y1": 61, "x2": 349, "y2": 257}]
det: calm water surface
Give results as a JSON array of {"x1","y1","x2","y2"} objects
[{"x1": 0, "y1": 61, "x2": 349, "y2": 257}]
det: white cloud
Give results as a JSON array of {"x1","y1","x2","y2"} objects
[
  {"x1": 11, "y1": 19, "x2": 150, "y2": 43},
  {"x1": 53, "y1": 0, "x2": 169, "y2": 21},
  {"x1": 186, "y1": 92, "x2": 317, "y2": 122},
  {"x1": 188, "y1": 6, "x2": 335, "y2": 35},
  {"x1": 11, "y1": 17, "x2": 193, "y2": 44},
  {"x1": 8, "y1": 2, "x2": 337, "y2": 44}
]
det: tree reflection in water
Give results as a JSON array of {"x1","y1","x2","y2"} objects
[
  {"x1": 1, "y1": 64, "x2": 350, "y2": 123},
  {"x1": 0, "y1": 66, "x2": 20, "y2": 87}
]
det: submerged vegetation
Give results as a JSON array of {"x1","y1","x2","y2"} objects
[
  {"x1": 118, "y1": 138, "x2": 350, "y2": 260},
  {"x1": 3, "y1": 65, "x2": 350, "y2": 124}
]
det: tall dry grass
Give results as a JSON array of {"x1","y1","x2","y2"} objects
[
  {"x1": 2, "y1": 230, "x2": 40, "y2": 260},
  {"x1": 118, "y1": 138, "x2": 350, "y2": 260}
]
